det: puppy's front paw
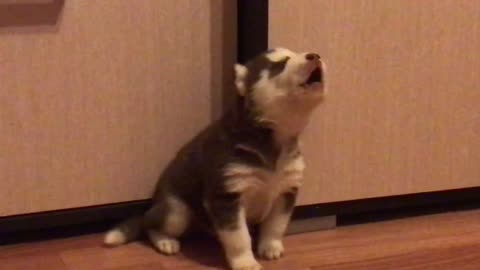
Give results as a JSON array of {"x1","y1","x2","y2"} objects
[
  {"x1": 152, "y1": 238, "x2": 180, "y2": 255},
  {"x1": 258, "y1": 239, "x2": 284, "y2": 260},
  {"x1": 232, "y1": 261, "x2": 262, "y2": 270},
  {"x1": 230, "y1": 253, "x2": 262, "y2": 270}
]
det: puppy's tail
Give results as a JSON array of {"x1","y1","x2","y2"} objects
[{"x1": 104, "y1": 216, "x2": 143, "y2": 246}]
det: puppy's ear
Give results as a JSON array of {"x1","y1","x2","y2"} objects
[{"x1": 234, "y1": 64, "x2": 248, "y2": 96}]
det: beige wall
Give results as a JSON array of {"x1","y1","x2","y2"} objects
[
  {"x1": 0, "y1": 0, "x2": 236, "y2": 216},
  {"x1": 270, "y1": 0, "x2": 480, "y2": 204},
  {"x1": 2, "y1": 0, "x2": 479, "y2": 217}
]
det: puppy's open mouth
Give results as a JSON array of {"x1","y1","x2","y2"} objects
[{"x1": 300, "y1": 66, "x2": 323, "y2": 88}]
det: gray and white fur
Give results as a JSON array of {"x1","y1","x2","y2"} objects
[{"x1": 104, "y1": 48, "x2": 326, "y2": 270}]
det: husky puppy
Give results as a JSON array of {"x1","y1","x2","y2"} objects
[{"x1": 104, "y1": 48, "x2": 326, "y2": 270}]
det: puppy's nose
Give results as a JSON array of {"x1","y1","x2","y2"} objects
[{"x1": 305, "y1": 53, "x2": 320, "y2": 61}]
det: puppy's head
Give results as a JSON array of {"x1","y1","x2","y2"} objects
[{"x1": 234, "y1": 48, "x2": 326, "y2": 125}]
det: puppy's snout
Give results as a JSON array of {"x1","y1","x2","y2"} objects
[{"x1": 305, "y1": 53, "x2": 320, "y2": 61}]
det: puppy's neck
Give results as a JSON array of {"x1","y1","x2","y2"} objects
[
  {"x1": 229, "y1": 96, "x2": 312, "y2": 150},
  {"x1": 260, "y1": 106, "x2": 314, "y2": 147}
]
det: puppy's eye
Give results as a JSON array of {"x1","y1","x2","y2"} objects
[{"x1": 269, "y1": 57, "x2": 290, "y2": 78}]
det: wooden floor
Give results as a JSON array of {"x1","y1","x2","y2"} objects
[{"x1": 1, "y1": 210, "x2": 480, "y2": 270}]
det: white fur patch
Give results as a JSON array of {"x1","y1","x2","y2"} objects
[
  {"x1": 224, "y1": 150, "x2": 305, "y2": 224},
  {"x1": 234, "y1": 64, "x2": 248, "y2": 96},
  {"x1": 225, "y1": 176, "x2": 264, "y2": 194},
  {"x1": 282, "y1": 155, "x2": 305, "y2": 181},
  {"x1": 104, "y1": 229, "x2": 127, "y2": 246},
  {"x1": 265, "y1": 48, "x2": 296, "y2": 61},
  {"x1": 224, "y1": 163, "x2": 256, "y2": 177},
  {"x1": 282, "y1": 155, "x2": 305, "y2": 172},
  {"x1": 224, "y1": 163, "x2": 264, "y2": 193}
]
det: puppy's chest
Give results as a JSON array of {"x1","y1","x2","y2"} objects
[{"x1": 224, "y1": 150, "x2": 305, "y2": 224}]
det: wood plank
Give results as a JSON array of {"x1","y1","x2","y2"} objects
[
  {"x1": 0, "y1": 253, "x2": 67, "y2": 270},
  {"x1": 312, "y1": 244, "x2": 480, "y2": 270},
  {"x1": 60, "y1": 242, "x2": 165, "y2": 270},
  {"x1": 1, "y1": 210, "x2": 480, "y2": 269},
  {"x1": 0, "y1": 234, "x2": 99, "y2": 259}
]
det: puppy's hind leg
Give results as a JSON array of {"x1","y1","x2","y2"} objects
[{"x1": 145, "y1": 195, "x2": 191, "y2": 255}]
